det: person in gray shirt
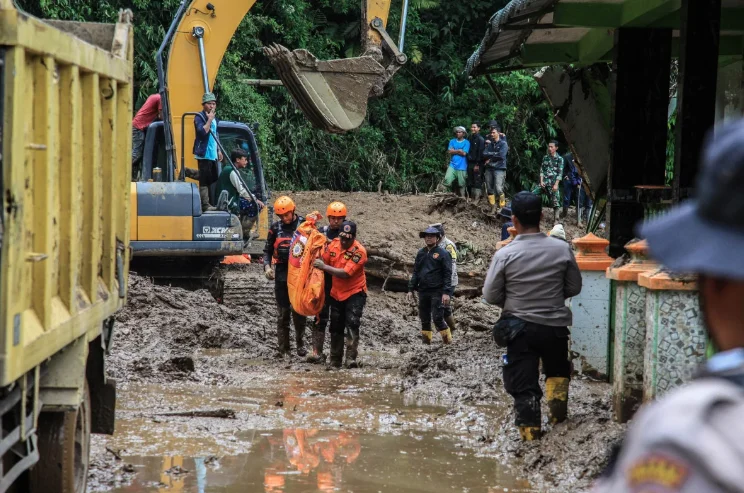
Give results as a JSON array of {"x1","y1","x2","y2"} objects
[{"x1": 483, "y1": 191, "x2": 582, "y2": 441}]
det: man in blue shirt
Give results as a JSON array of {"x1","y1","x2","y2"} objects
[
  {"x1": 444, "y1": 126, "x2": 470, "y2": 197},
  {"x1": 190, "y1": 92, "x2": 223, "y2": 211}
]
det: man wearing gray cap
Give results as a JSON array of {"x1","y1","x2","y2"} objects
[
  {"x1": 592, "y1": 120, "x2": 744, "y2": 492},
  {"x1": 444, "y1": 126, "x2": 470, "y2": 197}
]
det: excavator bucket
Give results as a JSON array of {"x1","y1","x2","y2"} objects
[{"x1": 263, "y1": 43, "x2": 389, "y2": 134}]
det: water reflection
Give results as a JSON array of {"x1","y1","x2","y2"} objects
[{"x1": 262, "y1": 429, "x2": 360, "y2": 492}]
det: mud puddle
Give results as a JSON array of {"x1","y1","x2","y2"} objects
[
  {"x1": 114, "y1": 431, "x2": 534, "y2": 492},
  {"x1": 91, "y1": 351, "x2": 533, "y2": 492}
]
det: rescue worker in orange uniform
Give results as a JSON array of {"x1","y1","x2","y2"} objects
[
  {"x1": 307, "y1": 201, "x2": 348, "y2": 364},
  {"x1": 264, "y1": 196, "x2": 307, "y2": 357},
  {"x1": 313, "y1": 221, "x2": 368, "y2": 368}
]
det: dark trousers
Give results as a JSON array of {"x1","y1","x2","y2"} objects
[
  {"x1": 131, "y1": 128, "x2": 145, "y2": 179},
  {"x1": 502, "y1": 322, "x2": 571, "y2": 427},
  {"x1": 329, "y1": 292, "x2": 367, "y2": 363},
  {"x1": 467, "y1": 161, "x2": 483, "y2": 190},
  {"x1": 197, "y1": 159, "x2": 218, "y2": 187},
  {"x1": 418, "y1": 290, "x2": 447, "y2": 331},
  {"x1": 274, "y1": 270, "x2": 306, "y2": 353}
]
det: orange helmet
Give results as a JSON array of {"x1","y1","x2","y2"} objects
[
  {"x1": 326, "y1": 201, "x2": 347, "y2": 217},
  {"x1": 274, "y1": 196, "x2": 296, "y2": 215}
]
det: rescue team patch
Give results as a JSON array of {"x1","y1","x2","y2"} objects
[
  {"x1": 343, "y1": 224, "x2": 352, "y2": 232},
  {"x1": 343, "y1": 252, "x2": 352, "y2": 260},
  {"x1": 329, "y1": 252, "x2": 337, "y2": 257},
  {"x1": 626, "y1": 454, "x2": 690, "y2": 490},
  {"x1": 352, "y1": 254, "x2": 362, "y2": 263},
  {"x1": 433, "y1": 253, "x2": 439, "y2": 259},
  {"x1": 292, "y1": 242, "x2": 304, "y2": 258}
]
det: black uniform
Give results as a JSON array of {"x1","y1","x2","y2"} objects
[
  {"x1": 264, "y1": 215, "x2": 306, "y2": 355},
  {"x1": 408, "y1": 246, "x2": 452, "y2": 332},
  {"x1": 467, "y1": 133, "x2": 485, "y2": 192}
]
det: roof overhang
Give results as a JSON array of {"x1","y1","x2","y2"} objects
[{"x1": 466, "y1": 0, "x2": 744, "y2": 76}]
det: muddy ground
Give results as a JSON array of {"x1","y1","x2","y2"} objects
[{"x1": 90, "y1": 192, "x2": 621, "y2": 492}]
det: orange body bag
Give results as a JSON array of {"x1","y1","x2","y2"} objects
[{"x1": 287, "y1": 212, "x2": 326, "y2": 316}]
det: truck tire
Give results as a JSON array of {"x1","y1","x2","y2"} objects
[{"x1": 29, "y1": 381, "x2": 91, "y2": 493}]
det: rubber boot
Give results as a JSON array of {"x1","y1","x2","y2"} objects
[
  {"x1": 275, "y1": 308, "x2": 291, "y2": 358},
  {"x1": 292, "y1": 311, "x2": 307, "y2": 357},
  {"x1": 329, "y1": 331, "x2": 344, "y2": 368},
  {"x1": 488, "y1": 194, "x2": 497, "y2": 213},
  {"x1": 444, "y1": 314, "x2": 456, "y2": 333},
  {"x1": 344, "y1": 337, "x2": 360, "y2": 369},
  {"x1": 562, "y1": 205, "x2": 568, "y2": 220},
  {"x1": 499, "y1": 194, "x2": 506, "y2": 208},
  {"x1": 200, "y1": 186, "x2": 216, "y2": 212},
  {"x1": 472, "y1": 189, "x2": 482, "y2": 204},
  {"x1": 546, "y1": 377, "x2": 570, "y2": 424},
  {"x1": 306, "y1": 327, "x2": 327, "y2": 363},
  {"x1": 553, "y1": 207, "x2": 560, "y2": 225},
  {"x1": 439, "y1": 328, "x2": 452, "y2": 345},
  {"x1": 518, "y1": 426, "x2": 542, "y2": 441},
  {"x1": 421, "y1": 330, "x2": 433, "y2": 345}
]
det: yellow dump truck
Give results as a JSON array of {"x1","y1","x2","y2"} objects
[{"x1": 0, "y1": 2, "x2": 132, "y2": 491}]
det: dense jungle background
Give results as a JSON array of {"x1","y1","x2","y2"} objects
[{"x1": 17, "y1": 0, "x2": 560, "y2": 193}]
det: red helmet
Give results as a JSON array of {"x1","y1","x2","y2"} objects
[{"x1": 326, "y1": 201, "x2": 347, "y2": 217}]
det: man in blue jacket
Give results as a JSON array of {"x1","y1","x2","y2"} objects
[{"x1": 188, "y1": 92, "x2": 223, "y2": 211}]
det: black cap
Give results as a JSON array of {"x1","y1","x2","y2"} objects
[
  {"x1": 639, "y1": 119, "x2": 744, "y2": 279},
  {"x1": 498, "y1": 206, "x2": 512, "y2": 220},
  {"x1": 419, "y1": 226, "x2": 442, "y2": 238},
  {"x1": 339, "y1": 220, "x2": 357, "y2": 238},
  {"x1": 429, "y1": 222, "x2": 445, "y2": 235},
  {"x1": 511, "y1": 192, "x2": 541, "y2": 220},
  {"x1": 489, "y1": 119, "x2": 501, "y2": 131}
]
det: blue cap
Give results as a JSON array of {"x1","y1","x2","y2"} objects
[
  {"x1": 639, "y1": 119, "x2": 744, "y2": 279},
  {"x1": 419, "y1": 226, "x2": 442, "y2": 238}
]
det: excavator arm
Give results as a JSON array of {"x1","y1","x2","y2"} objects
[{"x1": 162, "y1": 0, "x2": 405, "y2": 177}]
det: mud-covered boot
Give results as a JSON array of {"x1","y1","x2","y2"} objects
[
  {"x1": 421, "y1": 330, "x2": 433, "y2": 345},
  {"x1": 562, "y1": 205, "x2": 568, "y2": 220},
  {"x1": 553, "y1": 207, "x2": 560, "y2": 225},
  {"x1": 499, "y1": 194, "x2": 506, "y2": 208},
  {"x1": 344, "y1": 337, "x2": 360, "y2": 369},
  {"x1": 184, "y1": 167, "x2": 199, "y2": 180},
  {"x1": 200, "y1": 186, "x2": 216, "y2": 212},
  {"x1": 275, "y1": 308, "x2": 291, "y2": 358},
  {"x1": 444, "y1": 314, "x2": 456, "y2": 333},
  {"x1": 306, "y1": 327, "x2": 327, "y2": 363},
  {"x1": 487, "y1": 194, "x2": 496, "y2": 213},
  {"x1": 328, "y1": 331, "x2": 344, "y2": 368},
  {"x1": 546, "y1": 377, "x2": 570, "y2": 424},
  {"x1": 518, "y1": 426, "x2": 542, "y2": 441},
  {"x1": 292, "y1": 311, "x2": 307, "y2": 357},
  {"x1": 472, "y1": 189, "x2": 482, "y2": 204},
  {"x1": 439, "y1": 328, "x2": 452, "y2": 345}
]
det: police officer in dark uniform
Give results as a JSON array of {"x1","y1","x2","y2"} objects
[
  {"x1": 264, "y1": 196, "x2": 307, "y2": 358},
  {"x1": 593, "y1": 120, "x2": 744, "y2": 492},
  {"x1": 307, "y1": 201, "x2": 348, "y2": 363},
  {"x1": 406, "y1": 226, "x2": 453, "y2": 345}
]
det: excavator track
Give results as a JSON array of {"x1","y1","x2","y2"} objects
[{"x1": 219, "y1": 264, "x2": 275, "y2": 309}]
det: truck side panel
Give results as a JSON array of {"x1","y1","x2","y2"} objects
[{"x1": 0, "y1": 4, "x2": 132, "y2": 387}]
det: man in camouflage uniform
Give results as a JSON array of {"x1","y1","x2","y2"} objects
[
  {"x1": 532, "y1": 140, "x2": 563, "y2": 224},
  {"x1": 592, "y1": 119, "x2": 744, "y2": 493}
]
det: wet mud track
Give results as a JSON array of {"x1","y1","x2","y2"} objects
[
  {"x1": 100, "y1": 192, "x2": 621, "y2": 492},
  {"x1": 89, "y1": 352, "x2": 534, "y2": 492}
]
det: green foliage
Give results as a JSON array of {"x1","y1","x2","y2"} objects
[{"x1": 18, "y1": 0, "x2": 559, "y2": 194}]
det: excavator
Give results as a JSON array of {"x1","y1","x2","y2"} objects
[{"x1": 129, "y1": 0, "x2": 407, "y2": 291}]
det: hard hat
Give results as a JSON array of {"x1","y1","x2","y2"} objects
[
  {"x1": 274, "y1": 196, "x2": 296, "y2": 215},
  {"x1": 326, "y1": 201, "x2": 347, "y2": 217}
]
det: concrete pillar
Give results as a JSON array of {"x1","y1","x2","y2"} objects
[
  {"x1": 673, "y1": 0, "x2": 722, "y2": 201},
  {"x1": 569, "y1": 233, "x2": 613, "y2": 379},
  {"x1": 608, "y1": 28, "x2": 672, "y2": 257},
  {"x1": 606, "y1": 240, "x2": 657, "y2": 423},
  {"x1": 638, "y1": 271, "x2": 705, "y2": 401}
]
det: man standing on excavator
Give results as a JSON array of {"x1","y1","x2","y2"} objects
[
  {"x1": 187, "y1": 92, "x2": 223, "y2": 211},
  {"x1": 307, "y1": 201, "x2": 348, "y2": 363},
  {"x1": 314, "y1": 221, "x2": 368, "y2": 368},
  {"x1": 264, "y1": 196, "x2": 307, "y2": 358}
]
